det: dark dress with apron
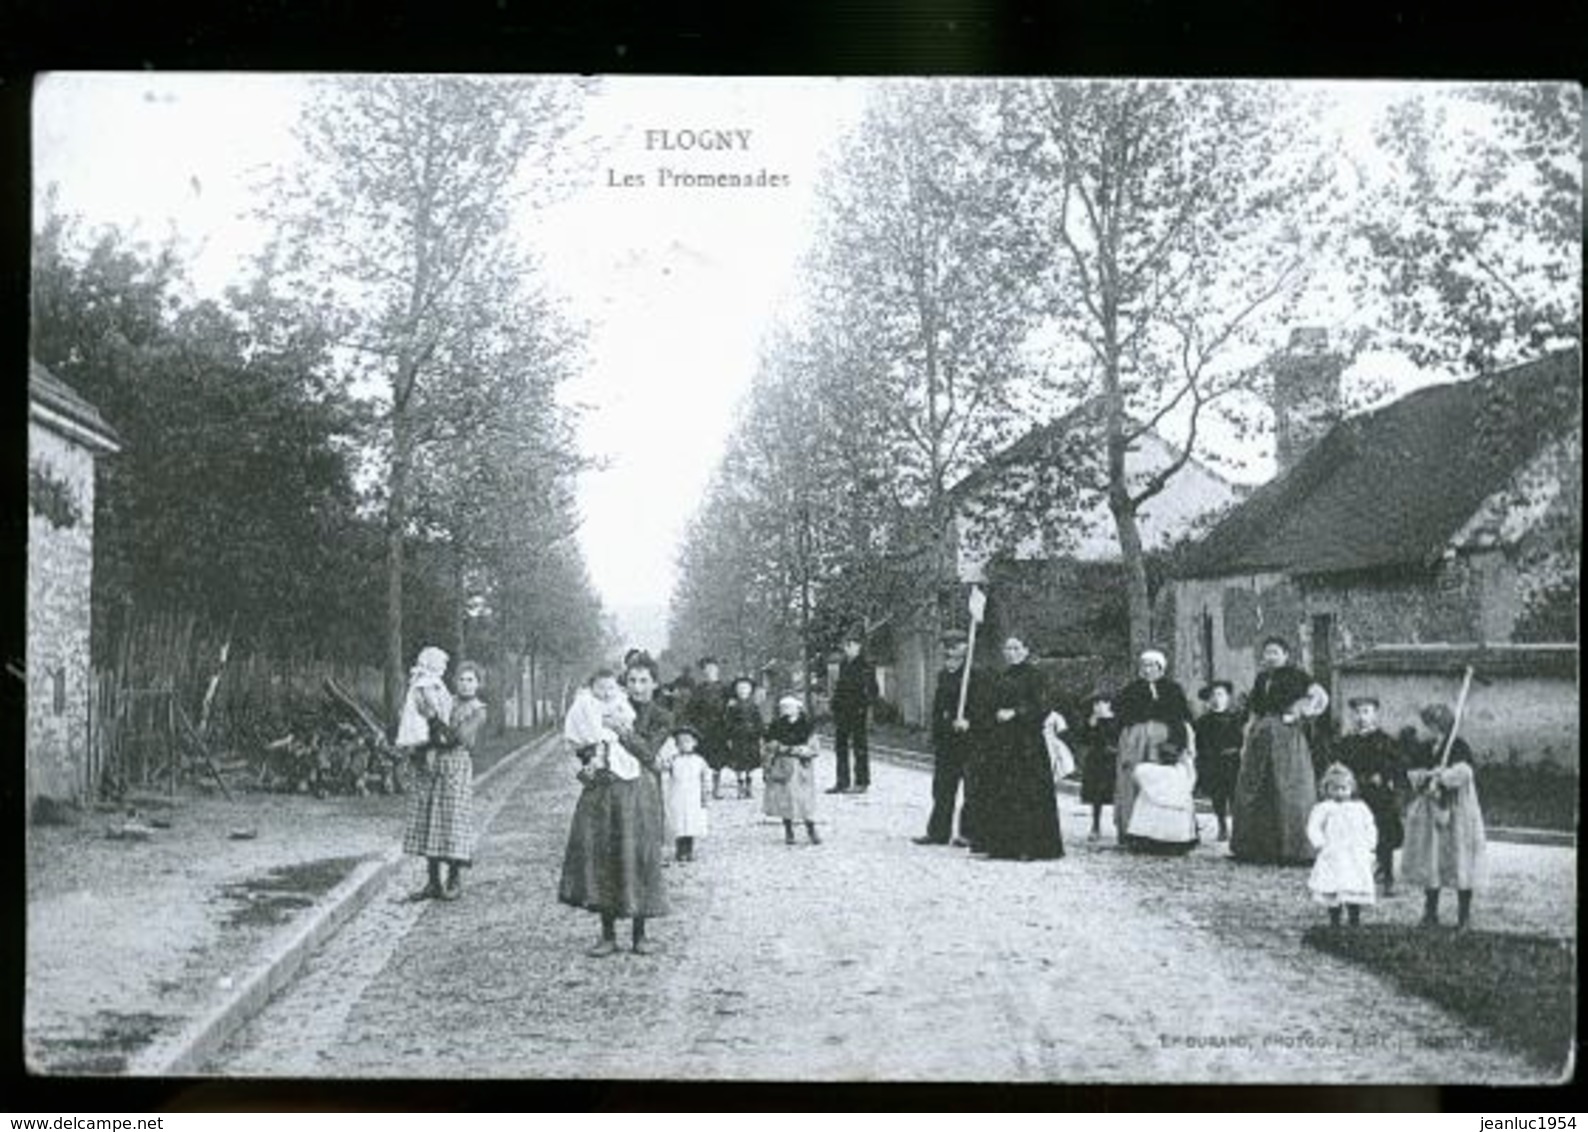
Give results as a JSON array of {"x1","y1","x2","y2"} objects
[
  {"x1": 558, "y1": 698, "x2": 673, "y2": 918},
  {"x1": 1114, "y1": 678, "x2": 1193, "y2": 836},
  {"x1": 1229, "y1": 665, "x2": 1318, "y2": 865}
]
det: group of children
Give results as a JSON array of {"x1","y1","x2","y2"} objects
[
  {"x1": 1065, "y1": 679, "x2": 1489, "y2": 931},
  {"x1": 563, "y1": 670, "x2": 824, "y2": 862}
]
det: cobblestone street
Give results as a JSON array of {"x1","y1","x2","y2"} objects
[{"x1": 211, "y1": 744, "x2": 1557, "y2": 1083}]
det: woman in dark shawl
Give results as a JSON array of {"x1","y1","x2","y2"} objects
[
  {"x1": 979, "y1": 637, "x2": 1065, "y2": 861},
  {"x1": 1113, "y1": 649, "x2": 1194, "y2": 840},
  {"x1": 558, "y1": 655, "x2": 673, "y2": 955},
  {"x1": 1229, "y1": 636, "x2": 1329, "y2": 865}
]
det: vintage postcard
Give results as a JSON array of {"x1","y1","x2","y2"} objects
[{"x1": 25, "y1": 73, "x2": 1579, "y2": 1084}]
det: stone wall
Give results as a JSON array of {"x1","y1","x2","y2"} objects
[
  {"x1": 1167, "y1": 550, "x2": 1572, "y2": 760},
  {"x1": 27, "y1": 421, "x2": 97, "y2": 809}
]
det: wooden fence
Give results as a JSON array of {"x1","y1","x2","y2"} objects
[{"x1": 87, "y1": 608, "x2": 383, "y2": 798}]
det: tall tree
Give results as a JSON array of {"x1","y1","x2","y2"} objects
[
  {"x1": 999, "y1": 79, "x2": 1337, "y2": 654},
  {"x1": 801, "y1": 80, "x2": 1039, "y2": 642},
  {"x1": 1353, "y1": 82, "x2": 1581, "y2": 372},
  {"x1": 30, "y1": 211, "x2": 376, "y2": 660},
  {"x1": 262, "y1": 74, "x2": 592, "y2": 721}
]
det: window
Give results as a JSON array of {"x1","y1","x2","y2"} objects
[
  {"x1": 52, "y1": 666, "x2": 67, "y2": 715},
  {"x1": 1310, "y1": 614, "x2": 1335, "y2": 693},
  {"x1": 1200, "y1": 610, "x2": 1216, "y2": 684}
]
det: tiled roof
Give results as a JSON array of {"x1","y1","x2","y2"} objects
[
  {"x1": 1174, "y1": 349, "x2": 1581, "y2": 579},
  {"x1": 1338, "y1": 644, "x2": 1578, "y2": 680},
  {"x1": 29, "y1": 359, "x2": 122, "y2": 449}
]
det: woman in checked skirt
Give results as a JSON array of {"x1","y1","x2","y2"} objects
[{"x1": 402, "y1": 658, "x2": 487, "y2": 901}]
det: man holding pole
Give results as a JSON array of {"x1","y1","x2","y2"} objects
[{"x1": 915, "y1": 587, "x2": 991, "y2": 848}]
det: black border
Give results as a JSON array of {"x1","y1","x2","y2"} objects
[{"x1": 5, "y1": 0, "x2": 1583, "y2": 1113}]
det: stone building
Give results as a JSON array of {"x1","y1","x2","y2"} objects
[
  {"x1": 28, "y1": 360, "x2": 122, "y2": 813},
  {"x1": 1166, "y1": 346, "x2": 1581, "y2": 759}
]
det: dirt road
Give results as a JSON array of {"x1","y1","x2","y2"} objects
[{"x1": 211, "y1": 744, "x2": 1559, "y2": 1082}]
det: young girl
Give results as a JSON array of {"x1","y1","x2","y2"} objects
[
  {"x1": 1402, "y1": 704, "x2": 1488, "y2": 929},
  {"x1": 563, "y1": 669, "x2": 639, "y2": 783},
  {"x1": 401, "y1": 656, "x2": 485, "y2": 901},
  {"x1": 660, "y1": 724, "x2": 710, "y2": 862},
  {"x1": 1075, "y1": 693, "x2": 1121, "y2": 843},
  {"x1": 763, "y1": 694, "x2": 822, "y2": 845},
  {"x1": 721, "y1": 676, "x2": 765, "y2": 800},
  {"x1": 1124, "y1": 739, "x2": 1200, "y2": 855},
  {"x1": 1307, "y1": 762, "x2": 1378, "y2": 927}
]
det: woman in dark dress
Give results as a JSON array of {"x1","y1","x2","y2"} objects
[
  {"x1": 1114, "y1": 649, "x2": 1194, "y2": 840},
  {"x1": 1229, "y1": 636, "x2": 1329, "y2": 865},
  {"x1": 558, "y1": 655, "x2": 673, "y2": 955},
  {"x1": 980, "y1": 637, "x2": 1064, "y2": 861}
]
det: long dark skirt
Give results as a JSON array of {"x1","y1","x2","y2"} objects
[
  {"x1": 982, "y1": 727, "x2": 1065, "y2": 860},
  {"x1": 558, "y1": 771, "x2": 670, "y2": 918},
  {"x1": 1229, "y1": 716, "x2": 1317, "y2": 864}
]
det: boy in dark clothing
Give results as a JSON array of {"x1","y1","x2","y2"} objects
[
  {"x1": 1194, "y1": 680, "x2": 1246, "y2": 842},
  {"x1": 828, "y1": 632, "x2": 878, "y2": 794},
  {"x1": 1334, "y1": 695, "x2": 1408, "y2": 893},
  {"x1": 914, "y1": 629, "x2": 992, "y2": 846}
]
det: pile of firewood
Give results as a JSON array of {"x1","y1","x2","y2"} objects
[{"x1": 251, "y1": 679, "x2": 404, "y2": 797}]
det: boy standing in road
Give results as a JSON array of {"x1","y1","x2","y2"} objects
[{"x1": 828, "y1": 631, "x2": 878, "y2": 794}]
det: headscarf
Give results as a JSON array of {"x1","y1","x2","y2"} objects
[{"x1": 1139, "y1": 648, "x2": 1168, "y2": 670}]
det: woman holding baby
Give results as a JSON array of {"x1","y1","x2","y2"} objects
[{"x1": 558, "y1": 653, "x2": 673, "y2": 956}]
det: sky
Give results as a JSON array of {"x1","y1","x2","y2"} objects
[
  {"x1": 36, "y1": 75, "x2": 1541, "y2": 651},
  {"x1": 33, "y1": 72, "x2": 869, "y2": 650}
]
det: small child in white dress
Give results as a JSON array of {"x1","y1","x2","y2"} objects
[
  {"x1": 1308, "y1": 762, "x2": 1379, "y2": 927},
  {"x1": 564, "y1": 669, "x2": 639, "y2": 783},
  {"x1": 659, "y1": 724, "x2": 710, "y2": 862},
  {"x1": 1125, "y1": 740, "x2": 1200, "y2": 855}
]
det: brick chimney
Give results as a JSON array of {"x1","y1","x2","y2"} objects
[{"x1": 1272, "y1": 327, "x2": 1344, "y2": 475}]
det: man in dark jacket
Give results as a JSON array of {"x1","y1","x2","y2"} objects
[
  {"x1": 914, "y1": 629, "x2": 991, "y2": 846},
  {"x1": 828, "y1": 631, "x2": 878, "y2": 794}
]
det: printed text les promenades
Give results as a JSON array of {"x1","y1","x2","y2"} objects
[{"x1": 606, "y1": 128, "x2": 792, "y2": 190}]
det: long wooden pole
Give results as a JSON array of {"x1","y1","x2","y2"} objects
[
  {"x1": 955, "y1": 616, "x2": 980, "y2": 725},
  {"x1": 1437, "y1": 665, "x2": 1476, "y2": 769}
]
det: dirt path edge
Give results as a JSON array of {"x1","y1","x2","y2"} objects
[{"x1": 125, "y1": 732, "x2": 557, "y2": 1076}]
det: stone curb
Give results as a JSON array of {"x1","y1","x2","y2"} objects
[
  {"x1": 126, "y1": 730, "x2": 558, "y2": 1076},
  {"x1": 869, "y1": 741, "x2": 1576, "y2": 849}
]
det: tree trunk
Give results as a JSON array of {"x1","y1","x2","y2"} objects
[
  {"x1": 1111, "y1": 499, "x2": 1153, "y2": 657},
  {"x1": 452, "y1": 534, "x2": 467, "y2": 664},
  {"x1": 383, "y1": 406, "x2": 412, "y2": 730},
  {"x1": 527, "y1": 646, "x2": 539, "y2": 729}
]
